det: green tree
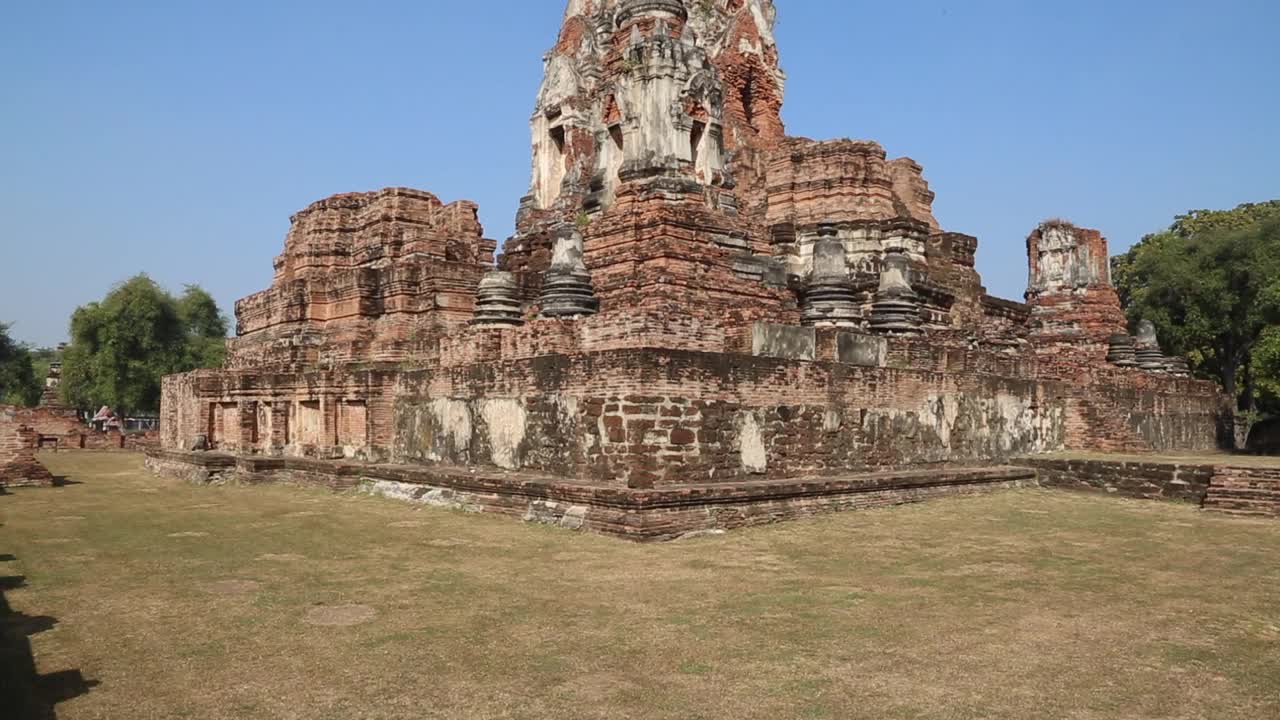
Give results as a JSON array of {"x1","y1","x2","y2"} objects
[
  {"x1": 1256, "y1": 328, "x2": 1280, "y2": 414},
  {"x1": 0, "y1": 323, "x2": 42, "y2": 406},
  {"x1": 60, "y1": 275, "x2": 228, "y2": 415},
  {"x1": 177, "y1": 285, "x2": 229, "y2": 369},
  {"x1": 1112, "y1": 202, "x2": 1280, "y2": 412}
]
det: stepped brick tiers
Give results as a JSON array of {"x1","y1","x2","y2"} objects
[
  {"x1": 1, "y1": 406, "x2": 54, "y2": 488},
  {"x1": 149, "y1": 0, "x2": 1239, "y2": 539}
]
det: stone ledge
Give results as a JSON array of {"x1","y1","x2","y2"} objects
[
  {"x1": 1015, "y1": 456, "x2": 1280, "y2": 519},
  {"x1": 146, "y1": 449, "x2": 1034, "y2": 541}
]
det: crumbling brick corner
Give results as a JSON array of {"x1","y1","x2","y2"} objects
[{"x1": 0, "y1": 405, "x2": 55, "y2": 488}]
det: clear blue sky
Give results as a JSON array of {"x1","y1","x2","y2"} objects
[{"x1": 2, "y1": 0, "x2": 1277, "y2": 347}]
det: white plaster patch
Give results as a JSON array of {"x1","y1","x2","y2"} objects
[
  {"x1": 360, "y1": 479, "x2": 482, "y2": 513},
  {"x1": 523, "y1": 500, "x2": 590, "y2": 530},
  {"x1": 428, "y1": 399, "x2": 473, "y2": 462},
  {"x1": 481, "y1": 399, "x2": 528, "y2": 470},
  {"x1": 925, "y1": 394, "x2": 961, "y2": 449},
  {"x1": 994, "y1": 393, "x2": 1065, "y2": 453},
  {"x1": 560, "y1": 505, "x2": 588, "y2": 530},
  {"x1": 738, "y1": 413, "x2": 768, "y2": 474}
]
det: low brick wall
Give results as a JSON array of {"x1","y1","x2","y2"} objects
[
  {"x1": 13, "y1": 405, "x2": 158, "y2": 453},
  {"x1": 1204, "y1": 466, "x2": 1280, "y2": 517},
  {"x1": 1019, "y1": 456, "x2": 1280, "y2": 519},
  {"x1": 146, "y1": 449, "x2": 1035, "y2": 541},
  {"x1": 1016, "y1": 457, "x2": 1214, "y2": 503}
]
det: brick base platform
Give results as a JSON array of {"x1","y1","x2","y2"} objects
[
  {"x1": 0, "y1": 461, "x2": 55, "y2": 489},
  {"x1": 1018, "y1": 455, "x2": 1280, "y2": 518},
  {"x1": 145, "y1": 449, "x2": 1034, "y2": 541}
]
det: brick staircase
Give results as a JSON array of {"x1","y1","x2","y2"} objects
[{"x1": 1203, "y1": 466, "x2": 1280, "y2": 518}]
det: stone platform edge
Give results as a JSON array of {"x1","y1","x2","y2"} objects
[
  {"x1": 1016, "y1": 456, "x2": 1280, "y2": 518},
  {"x1": 144, "y1": 449, "x2": 1035, "y2": 541}
]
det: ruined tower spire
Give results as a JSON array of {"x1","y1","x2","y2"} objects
[{"x1": 516, "y1": 0, "x2": 786, "y2": 234}]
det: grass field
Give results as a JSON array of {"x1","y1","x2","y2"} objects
[{"x1": 3, "y1": 452, "x2": 1279, "y2": 720}]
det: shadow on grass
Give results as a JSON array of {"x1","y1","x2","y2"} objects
[
  {"x1": 0, "y1": 566, "x2": 98, "y2": 719},
  {"x1": 50, "y1": 478, "x2": 81, "y2": 488}
]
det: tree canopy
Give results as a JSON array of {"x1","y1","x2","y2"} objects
[
  {"x1": 0, "y1": 323, "x2": 42, "y2": 407},
  {"x1": 60, "y1": 275, "x2": 228, "y2": 415},
  {"x1": 1112, "y1": 201, "x2": 1280, "y2": 413}
]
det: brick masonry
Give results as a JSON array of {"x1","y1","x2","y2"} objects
[
  {"x1": 12, "y1": 405, "x2": 157, "y2": 452},
  {"x1": 145, "y1": 449, "x2": 1035, "y2": 541},
  {"x1": 0, "y1": 405, "x2": 54, "y2": 488},
  {"x1": 1021, "y1": 456, "x2": 1280, "y2": 518},
  {"x1": 149, "y1": 1, "x2": 1233, "y2": 534},
  {"x1": 1019, "y1": 457, "x2": 1214, "y2": 504}
]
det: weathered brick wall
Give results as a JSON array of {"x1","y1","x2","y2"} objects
[
  {"x1": 1025, "y1": 221, "x2": 1128, "y2": 355},
  {"x1": 9, "y1": 405, "x2": 149, "y2": 452},
  {"x1": 147, "y1": 448, "x2": 1034, "y2": 541},
  {"x1": 1021, "y1": 457, "x2": 1214, "y2": 503},
  {"x1": 1023, "y1": 458, "x2": 1280, "y2": 518},
  {"x1": 162, "y1": 335, "x2": 1220, "y2": 490},
  {"x1": 0, "y1": 406, "x2": 54, "y2": 488},
  {"x1": 228, "y1": 188, "x2": 495, "y2": 370},
  {"x1": 161, "y1": 366, "x2": 397, "y2": 460},
  {"x1": 765, "y1": 138, "x2": 937, "y2": 231}
]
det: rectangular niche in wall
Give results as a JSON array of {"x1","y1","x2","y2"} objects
[
  {"x1": 297, "y1": 400, "x2": 324, "y2": 446},
  {"x1": 536, "y1": 123, "x2": 568, "y2": 209},
  {"x1": 690, "y1": 120, "x2": 706, "y2": 178},
  {"x1": 338, "y1": 401, "x2": 368, "y2": 448},
  {"x1": 209, "y1": 402, "x2": 238, "y2": 449},
  {"x1": 255, "y1": 402, "x2": 272, "y2": 448}
]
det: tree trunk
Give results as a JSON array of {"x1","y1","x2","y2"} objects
[
  {"x1": 1222, "y1": 361, "x2": 1238, "y2": 406},
  {"x1": 1242, "y1": 353, "x2": 1256, "y2": 413}
]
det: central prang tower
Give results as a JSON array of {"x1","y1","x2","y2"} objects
[
  {"x1": 498, "y1": 0, "x2": 797, "y2": 346},
  {"x1": 498, "y1": 0, "x2": 996, "y2": 342},
  {"x1": 517, "y1": 0, "x2": 784, "y2": 229}
]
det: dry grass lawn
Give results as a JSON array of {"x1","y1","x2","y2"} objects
[{"x1": 3, "y1": 452, "x2": 1279, "y2": 719}]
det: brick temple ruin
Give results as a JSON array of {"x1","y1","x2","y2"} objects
[
  {"x1": 147, "y1": 0, "x2": 1239, "y2": 537},
  {"x1": 1, "y1": 406, "x2": 54, "y2": 489}
]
